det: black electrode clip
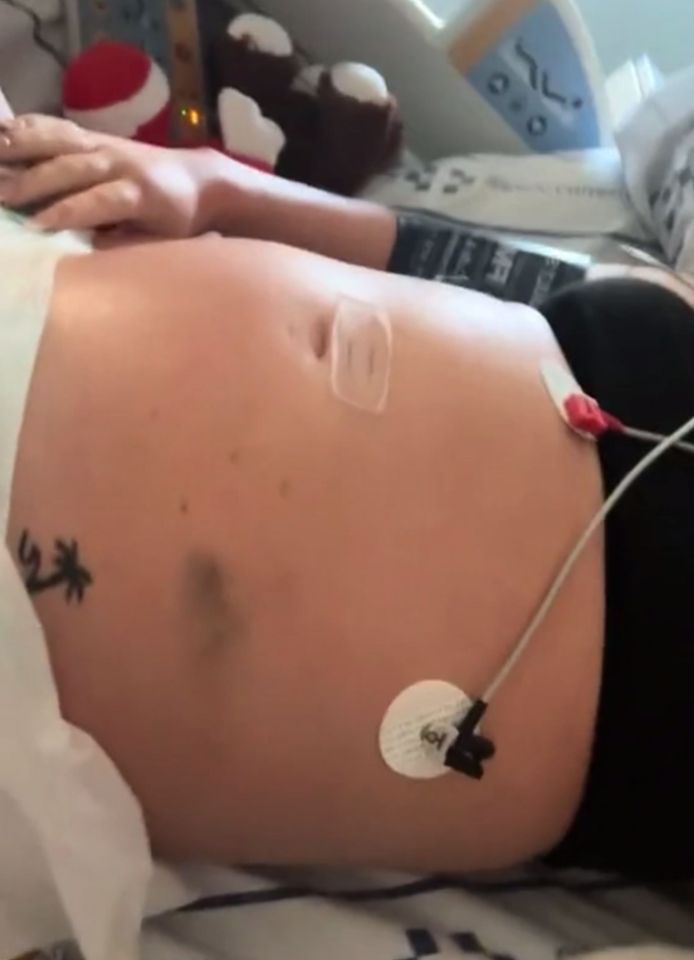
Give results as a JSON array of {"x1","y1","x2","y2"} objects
[{"x1": 444, "y1": 699, "x2": 496, "y2": 780}]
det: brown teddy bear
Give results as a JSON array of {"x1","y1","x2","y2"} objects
[{"x1": 210, "y1": 11, "x2": 404, "y2": 196}]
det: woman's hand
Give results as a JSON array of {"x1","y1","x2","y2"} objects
[
  {"x1": 0, "y1": 112, "x2": 397, "y2": 268},
  {"x1": 0, "y1": 114, "x2": 231, "y2": 237}
]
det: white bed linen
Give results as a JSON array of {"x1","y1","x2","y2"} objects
[{"x1": 144, "y1": 865, "x2": 694, "y2": 960}]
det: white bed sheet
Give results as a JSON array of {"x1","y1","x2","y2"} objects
[
  {"x1": 131, "y1": 864, "x2": 694, "y2": 960},
  {"x1": 362, "y1": 148, "x2": 654, "y2": 265}
]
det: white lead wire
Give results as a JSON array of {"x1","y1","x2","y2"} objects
[
  {"x1": 624, "y1": 426, "x2": 694, "y2": 456},
  {"x1": 483, "y1": 409, "x2": 694, "y2": 704}
]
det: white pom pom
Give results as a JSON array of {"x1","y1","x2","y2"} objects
[
  {"x1": 218, "y1": 88, "x2": 286, "y2": 167},
  {"x1": 227, "y1": 13, "x2": 293, "y2": 57},
  {"x1": 331, "y1": 63, "x2": 389, "y2": 104}
]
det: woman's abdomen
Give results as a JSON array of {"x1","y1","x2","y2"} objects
[{"x1": 7, "y1": 239, "x2": 605, "y2": 871}]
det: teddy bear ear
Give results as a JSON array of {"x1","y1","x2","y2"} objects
[
  {"x1": 329, "y1": 63, "x2": 390, "y2": 105},
  {"x1": 218, "y1": 88, "x2": 286, "y2": 168},
  {"x1": 295, "y1": 62, "x2": 402, "y2": 197},
  {"x1": 227, "y1": 13, "x2": 293, "y2": 57},
  {"x1": 210, "y1": 12, "x2": 299, "y2": 126}
]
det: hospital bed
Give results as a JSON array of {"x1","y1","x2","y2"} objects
[{"x1": 1, "y1": 3, "x2": 693, "y2": 960}]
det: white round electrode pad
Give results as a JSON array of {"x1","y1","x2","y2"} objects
[
  {"x1": 379, "y1": 680, "x2": 471, "y2": 780},
  {"x1": 540, "y1": 359, "x2": 600, "y2": 440},
  {"x1": 540, "y1": 358, "x2": 583, "y2": 423}
]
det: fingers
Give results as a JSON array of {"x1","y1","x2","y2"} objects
[
  {"x1": 31, "y1": 179, "x2": 143, "y2": 232},
  {"x1": 0, "y1": 149, "x2": 116, "y2": 209},
  {"x1": 0, "y1": 114, "x2": 98, "y2": 163}
]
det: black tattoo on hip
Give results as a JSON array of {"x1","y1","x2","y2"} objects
[{"x1": 18, "y1": 530, "x2": 94, "y2": 604}]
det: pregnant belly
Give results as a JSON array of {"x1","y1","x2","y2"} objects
[{"x1": 7, "y1": 240, "x2": 606, "y2": 871}]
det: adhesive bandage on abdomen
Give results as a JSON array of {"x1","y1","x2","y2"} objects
[{"x1": 331, "y1": 297, "x2": 393, "y2": 414}]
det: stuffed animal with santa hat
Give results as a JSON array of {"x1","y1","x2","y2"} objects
[{"x1": 62, "y1": 40, "x2": 287, "y2": 173}]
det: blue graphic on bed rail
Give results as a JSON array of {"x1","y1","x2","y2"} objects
[{"x1": 466, "y1": 1, "x2": 601, "y2": 152}]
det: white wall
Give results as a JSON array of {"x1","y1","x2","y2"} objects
[{"x1": 577, "y1": 0, "x2": 693, "y2": 73}]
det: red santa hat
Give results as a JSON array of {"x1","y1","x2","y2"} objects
[{"x1": 63, "y1": 42, "x2": 171, "y2": 145}]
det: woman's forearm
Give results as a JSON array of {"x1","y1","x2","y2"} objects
[{"x1": 201, "y1": 151, "x2": 397, "y2": 271}]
